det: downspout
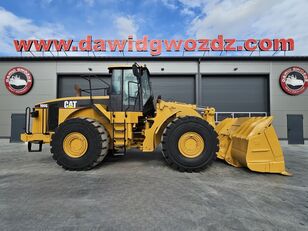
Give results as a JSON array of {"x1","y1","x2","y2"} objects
[{"x1": 196, "y1": 58, "x2": 202, "y2": 105}]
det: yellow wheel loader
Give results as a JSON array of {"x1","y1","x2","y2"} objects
[{"x1": 21, "y1": 63, "x2": 290, "y2": 175}]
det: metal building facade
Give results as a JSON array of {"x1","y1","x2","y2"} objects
[{"x1": 0, "y1": 56, "x2": 307, "y2": 141}]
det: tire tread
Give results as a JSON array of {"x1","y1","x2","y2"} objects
[
  {"x1": 161, "y1": 116, "x2": 219, "y2": 172},
  {"x1": 50, "y1": 117, "x2": 109, "y2": 171}
]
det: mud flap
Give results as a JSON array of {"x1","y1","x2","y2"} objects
[{"x1": 215, "y1": 116, "x2": 291, "y2": 176}]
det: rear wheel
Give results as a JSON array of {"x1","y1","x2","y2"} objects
[
  {"x1": 162, "y1": 116, "x2": 218, "y2": 172},
  {"x1": 51, "y1": 118, "x2": 109, "y2": 171}
]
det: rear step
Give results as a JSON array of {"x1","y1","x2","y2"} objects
[{"x1": 112, "y1": 149, "x2": 125, "y2": 156}]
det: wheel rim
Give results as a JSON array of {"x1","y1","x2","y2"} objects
[
  {"x1": 63, "y1": 132, "x2": 88, "y2": 158},
  {"x1": 178, "y1": 132, "x2": 205, "y2": 158}
]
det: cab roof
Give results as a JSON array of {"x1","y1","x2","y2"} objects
[
  {"x1": 108, "y1": 64, "x2": 133, "y2": 70},
  {"x1": 108, "y1": 64, "x2": 148, "y2": 70}
]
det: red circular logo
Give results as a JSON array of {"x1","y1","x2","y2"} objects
[
  {"x1": 279, "y1": 66, "x2": 308, "y2": 95},
  {"x1": 4, "y1": 67, "x2": 33, "y2": 95}
]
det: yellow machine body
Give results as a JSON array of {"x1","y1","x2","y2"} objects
[
  {"x1": 215, "y1": 117, "x2": 290, "y2": 175},
  {"x1": 20, "y1": 64, "x2": 289, "y2": 175},
  {"x1": 21, "y1": 96, "x2": 208, "y2": 152}
]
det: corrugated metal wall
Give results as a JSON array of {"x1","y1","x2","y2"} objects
[
  {"x1": 201, "y1": 75, "x2": 269, "y2": 112},
  {"x1": 0, "y1": 58, "x2": 307, "y2": 139}
]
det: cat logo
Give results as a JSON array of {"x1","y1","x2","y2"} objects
[{"x1": 64, "y1": 101, "x2": 77, "y2": 108}]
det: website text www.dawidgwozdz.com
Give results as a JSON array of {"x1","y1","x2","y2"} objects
[{"x1": 13, "y1": 35, "x2": 295, "y2": 56}]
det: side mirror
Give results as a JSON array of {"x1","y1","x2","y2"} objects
[{"x1": 132, "y1": 63, "x2": 140, "y2": 77}]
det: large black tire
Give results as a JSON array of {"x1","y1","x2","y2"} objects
[
  {"x1": 161, "y1": 116, "x2": 219, "y2": 172},
  {"x1": 50, "y1": 118, "x2": 109, "y2": 171}
]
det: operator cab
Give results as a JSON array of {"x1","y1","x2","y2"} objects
[{"x1": 108, "y1": 63, "x2": 155, "y2": 116}]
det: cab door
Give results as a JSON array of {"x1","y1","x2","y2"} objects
[{"x1": 109, "y1": 69, "x2": 142, "y2": 112}]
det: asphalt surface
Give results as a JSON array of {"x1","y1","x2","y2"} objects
[{"x1": 0, "y1": 140, "x2": 307, "y2": 231}]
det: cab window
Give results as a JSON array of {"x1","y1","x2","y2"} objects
[
  {"x1": 141, "y1": 71, "x2": 151, "y2": 105},
  {"x1": 111, "y1": 69, "x2": 122, "y2": 94},
  {"x1": 123, "y1": 69, "x2": 138, "y2": 106}
]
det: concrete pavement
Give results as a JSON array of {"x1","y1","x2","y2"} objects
[{"x1": 0, "y1": 140, "x2": 307, "y2": 231}]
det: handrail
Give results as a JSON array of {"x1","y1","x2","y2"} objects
[
  {"x1": 80, "y1": 75, "x2": 110, "y2": 103},
  {"x1": 25, "y1": 107, "x2": 31, "y2": 134},
  {"x1": 215, "y1": 112, "x2": 268, "y2": 122}
]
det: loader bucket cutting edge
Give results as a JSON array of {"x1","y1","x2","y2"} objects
[{"x1": 215, "y1": 116, "x2": 291, "y2": 176}]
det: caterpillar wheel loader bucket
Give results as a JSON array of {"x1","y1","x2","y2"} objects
[{"x1": 216, "y1": 116, "x2": 291, "y2": 176}]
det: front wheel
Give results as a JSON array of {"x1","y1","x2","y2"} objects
[
  {"x1": 161, "y1": 116, "x2": 218, "y2": 172},
  {"x1": 50, "y1": 118, "x2": 109, "y2": 171}
]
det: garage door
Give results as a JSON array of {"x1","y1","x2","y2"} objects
[
  {"x1": 202, "y1": 75, "x2": 269, "y2": 113},
  {"x1": 58, "y1": 75, "x2": 111, "y2": 98},
  {"x1": 150, "y1": 75, "x2": 195, "y2": 104}
]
